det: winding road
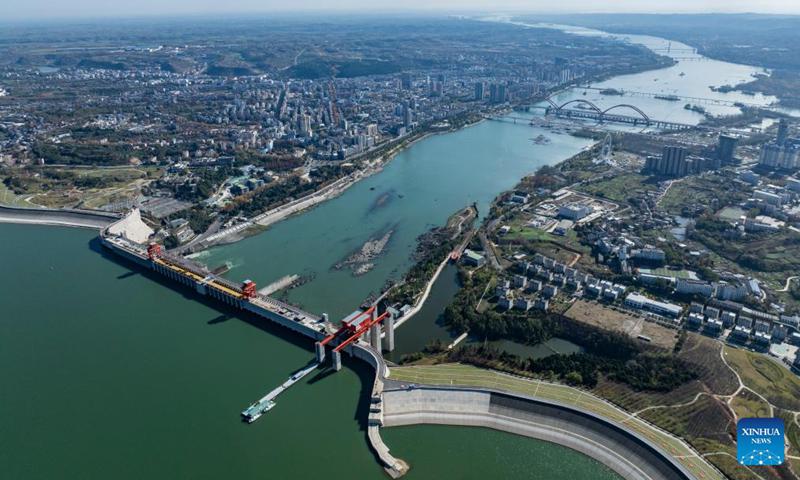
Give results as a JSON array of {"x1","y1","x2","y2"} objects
[{"x1": 778, "y1": 276, "x2": 799, "y2": 293}]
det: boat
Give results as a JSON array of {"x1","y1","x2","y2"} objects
[
  {"x1": 241, "y1": 400, "x2": 276, "y2": 423},
  {"x1": 240, "y1": 362, "x2": 318, "y2": 424}
]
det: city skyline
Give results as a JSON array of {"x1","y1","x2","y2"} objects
[{"x1": 3, "y1": 0, "x2": 800, "y2": 21}]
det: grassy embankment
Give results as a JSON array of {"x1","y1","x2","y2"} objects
[{"x1": 389, "y1": 362, "x2": 723, "y2": 480}]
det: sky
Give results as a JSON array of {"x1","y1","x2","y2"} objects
[{"x1": 3, "y1": 0, "x2": 800, "y2": 21}]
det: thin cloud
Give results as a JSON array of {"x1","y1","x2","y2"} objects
[{"x1": 2, "y1": 0, "x2": 800, "y2": 21}]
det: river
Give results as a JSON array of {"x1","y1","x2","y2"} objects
[
  {"x1": 0, "y1": 224, "x2": 619, "y2": 480},
  {"x1": 511, "y1": 20, "x2": 798, "y2": 120},
  {"x1": 2, "y1": 19, "x2": 776, "y2": 480},
  {"x1": 200, "y1": 116, "x2": 593, "y2": 321},
  {"x1": 200, "y1": 18, "x2": 776, "y2": 351}
]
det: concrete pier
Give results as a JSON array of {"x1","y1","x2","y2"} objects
[
  {"x1": 384, "y1": 315, "x2": 395, "y2": 352},
  {"x1": 332, "y1": 350, "x2": 342, "y2": 371},
  {"x1": 314, "y1": 341, "x2": 326, "y2": 363},
  {"x1": 370, "y1": 324, "x2": 382, "y2": 352}
]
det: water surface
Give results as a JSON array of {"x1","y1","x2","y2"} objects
[
  {"x1": 0, "y1": 224, "x2": 620, "y2": 480},
  {"x1": 203, "y1": 119, "x2": 592, "y2": 320}
]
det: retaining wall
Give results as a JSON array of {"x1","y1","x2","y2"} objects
[
  {"x1": 0, "y1": 205, "x2": 119, "y2": 229},
  {"x1": 382, "y1": 387, "x2": 695, "y2": 480}
]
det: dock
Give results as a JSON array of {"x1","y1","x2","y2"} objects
[
  {"x1": 241, "y1": 362, "x2": 320, "y2": 423},
  {"x1": 447, "y1": 332, "x2": 469, "y2": 350}
]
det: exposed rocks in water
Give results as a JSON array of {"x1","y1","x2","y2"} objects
[
  {"x1": 334, "y1": 225, "x2": 396, "y2": 276},
  {"x1": 353, "y1": 263, "x2": 374, "y2": 276},
  {"x1": 531, "y1": 134, "x2": 551, "y2": 145}
]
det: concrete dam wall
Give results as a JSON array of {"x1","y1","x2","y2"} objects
[
  {"x1": 0, "y1": 205, "x2": 120, "y2": 229},
  {"x1": 382, "y1": 387, "x2": 695, "y2": 480}
]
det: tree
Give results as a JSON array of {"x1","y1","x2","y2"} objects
[{"x1": 565, "y1": 371, "x2": 583, "y2": 385}]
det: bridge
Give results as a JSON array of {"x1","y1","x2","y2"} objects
[
  {"x1": 583, "y1": 86, "x2": 775, "y2": 109},
  {"x1": 651, "y1": 47, "x2": 696, "y2": 54},
  {"x1": 493, "y1": 98, "x2": 694, "y2": 131},
  {"x1": 663, "y1": 56, "x2": 709, "y2": 62},
  {"x1": 544, "y1": 98, "x2": 693, "y2": 130}
]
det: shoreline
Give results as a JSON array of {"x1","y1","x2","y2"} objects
[
  {"x1": 388, "y1": 255, "x2": 451, "y2": 333},
  {"x1": 191, "y1": 118, "x2": 488, "y2": 252},
  {"x1": 188, "y1": 90, "x2": 594, "y2": 255},
  {"x1": 385, "y1": 140, "x2": 600, "y2": 338},
  {"x1": 381, "y1": 386, "x2": 700, "y2": 480}
]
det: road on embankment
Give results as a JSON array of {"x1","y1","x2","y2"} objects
[{"x1": 0, "y1": 205, "x2": 119, "y2": 229}]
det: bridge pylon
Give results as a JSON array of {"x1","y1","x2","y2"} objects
[
  {"x1": 384, "y1": 315, "x2": 395, "y2": 352},
  {"x1": 315, "y1": 341, "x2": 326, "y2": 363},
  {"x1": 332, "y1": 350, "x2": 342, "y2": 371},
  {"x1": 370, "y1": 324, "x2": 382, "y2": 352}
]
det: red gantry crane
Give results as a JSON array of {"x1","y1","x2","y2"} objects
[{"x1": 318, "y1": 305, "x2": 389, "y2": 353}]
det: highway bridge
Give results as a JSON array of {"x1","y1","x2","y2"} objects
[
  {"x1": 494, "y1": 98, "x2": 694, "y2": 131},
  {"x1": 550, "y1": 108, "x2": 693, "y2": 130},
  {"x1": 581, "y1": 86, "x2": 775, "y2": 109}
]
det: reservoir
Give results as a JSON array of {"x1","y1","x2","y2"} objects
[
  {"x1": 1, "y1": 21, "x2": 778, "y2": 480},
  {"x1": 0, "y1": 224, "x2": 619, "y2": 480}
]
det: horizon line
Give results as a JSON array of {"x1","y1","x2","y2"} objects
[{"x1": 2, "y1": 9, "x2": 800, "y2": 25}]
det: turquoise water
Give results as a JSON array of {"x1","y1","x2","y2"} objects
[
  {"x1": 0, "y1": 224, "x2": 620, "y2": 480},
  {"x1": 202, "y1": 118, "x2": 592, "y2": 321},
  {"x1": 384, "y1": 425, "x2": 621, "y2": 480}
]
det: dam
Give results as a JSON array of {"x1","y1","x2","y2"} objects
[{"x1": 98, "y1": 209, "x2": 714, "y2": 480}]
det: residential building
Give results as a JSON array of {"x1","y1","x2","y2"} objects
[
  {"x1": 676, "y1": 279, "x2": 714, "y2": 298},
  {"x1": 624, "y1": 292, "x2": 682, "y2": 318},
  {"x1": 716, "y1": 134, "x2": 738, "y2": 165}
]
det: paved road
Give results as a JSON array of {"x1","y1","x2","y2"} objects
[
  {"x1": 479, "y1": 232, "x2": 502, "y2": 270},
  {"x1": 0, "y1": 205, "x2": 119, "y2": 229}
]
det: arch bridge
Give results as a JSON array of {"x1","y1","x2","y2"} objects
[
  {"x1": 542, "y1": 97, "x2": 691, "y2": 130},
  {"x1": 546, "y1": 98, "x2": 651, "y2": 125}
]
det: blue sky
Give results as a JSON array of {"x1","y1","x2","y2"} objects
[{"x1": 3, "y1": 0, "x2": 800, "y2": 20}]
